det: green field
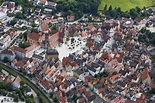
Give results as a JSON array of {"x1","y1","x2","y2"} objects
[{"x1": 98, "y1": 0, "x2": 155, "y2": 11}]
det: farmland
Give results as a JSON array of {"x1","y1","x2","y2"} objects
[{"x1": 98, "y1": 0, "x2": 155, "y2": 11}]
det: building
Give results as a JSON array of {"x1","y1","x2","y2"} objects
[
  {"x1": 12, "y1": 76, "x2": 21, "y2": 89},
  {"x1": 0, "y1": 12, "x2": 7, "y2": 20},
  {"x1": 37, "y1": 0, "x2": 47, "y2": 5},
  {"x1": 46, "y1": 1, "x2": 57, "y2": 8},
  {"x1": 27, "y1": 32, "x2": 39, "y2": 45},
  {"x1": 67, "y1": 15, "x2": 75, "y2": 22},
  {"x1": 0, "y1": 35, "x2": 11, "y2": 48},
  {"x1": 38, "y1": 24, "x2": 49, "y2": 33},
  {"x1": 11, "y1": 43, "x2": 40, "y2": 59},
  {"x1": 49, "y1": 31, "x2": 64, "y2": 47},
  {"x1": 46, "y1": 49, "x2": 59, "y2": 59},
  {"x1": 0, "y1": 49, "x2": 15, "y2": 61}
]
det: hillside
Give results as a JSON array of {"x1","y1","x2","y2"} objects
[{"x1": 98, "y1": 0, "x2": 155, "y2": 11}]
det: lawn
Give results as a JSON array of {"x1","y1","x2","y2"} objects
[{"x1": 98, "y1": 0, "x2": 155, "y2": 11}]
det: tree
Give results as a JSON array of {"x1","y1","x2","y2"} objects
[
  {"x1": 10, "y1": 18, "x2": 17, "y2": 26},
  {"x1": 5, "y1": 83, "x2": 13, "y2": 91},
  {"x1": 19, "y1": 41, "x2": 29, "y2": 49},
  {"x1": 26, "y1": 98, "x2": 35, "y2": 103},
  {"x1": 31, "y1": 23, "x2": 37, "y2": 27},
  {"x1": 52, "y1": 24, "x2": 57, "y2": 30},
  {"x1": 129, "y1": 8, "x2": 138, "y2": 19},
  {"x1": 104, "y1": 4, "x2": 107, "y2": 11},
  {"x1": 12, "y1": 94, "x2": 19, "y2": 102},
  {"x1": 53, "y1": 97, "x2": 58, "y2": 102},
  {"x1": 49, "y1": 92, "x2": 53, "y2": 98},
  {"x1": 20, "y1": 80, "x2": 25, "y2": 86},
  {"x1": 145, "y1": 22, "x2": 149, "y2": 27},
  {"x1": 7, "y1": 13, "x2": 14, "y2": 17},
  {"x1": 3, "y1": 57, "x2": 9, "y2": 63},
  {"x1": 71, "y1": 38, "x2": 75, "y2": 43},
  {"x1": 135, "y1": 6, "x2": 141, "y2": 14},
  {"x1": 73, "y1": 94, "x2": 78, "y2": 102},
  {"x1": 15, "y1": 12, "x2": 24, "y2": 19},
  {"x1": 108, "y1": 5, "x2": 112, "y2": 11}
]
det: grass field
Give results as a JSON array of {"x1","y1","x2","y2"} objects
[{"x1": 98, "y1": 0, "x2": 155, "y2": 11}]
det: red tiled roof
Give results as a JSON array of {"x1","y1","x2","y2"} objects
[
  {"x1": 27, "y1": 32, "x2": 39, "y2": 42},
  {"x1": 11, "y1": 46, "x2": 26, "y2": 54},
  {"x1": 25, "y1": 43, "x2": 39, "y2": 52},
  {"x1": 40, "y1": 0, "x2": 47, "y2": 3},
  {"x1": 48, "y1": 2, "x2": 57, "y2": 5}
]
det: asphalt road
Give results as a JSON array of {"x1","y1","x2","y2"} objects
[{"x1": 0, "y1": 62, "x2": 51, "y2": 103}]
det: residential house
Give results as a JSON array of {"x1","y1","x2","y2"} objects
[
  {"x1": 8, "y1": 30, "x2": 17, "y2": 38},
  {"x1": 46, "y1": 1, "x2": 57, "y2": 8},
  {"x1": 110, "y1": 74, "x2": 122, "y2": 84},
  {"x1": 0, "y1": 34, "x2": 11, "y2": 49},
  {"x1": 67, "y1": 15, "x2": 75, "y2": 22},
  {"x1": 88, "y1": 66, "x2": 99, "y2": 76},
  {"x1": 142, "y1": 67, "x2": 151, "y2": 87},
  {"x1": 12, "y1": 76, "x2": 21, "y2": 89},
  {"x1": 37, "y1": 0, "x2": 47, "y2": 5},
  {"x1": 110, "y1": 96, "x2": 125, "y2": 103},
  {"x1": 0, "y1": 1, "x2": 15, "y2": 13},
  {"x1": 38, "y1": 78, "x2": 57, "y2": 93},
  {"x1": 56, "y1": 90, "x2": 68, "y2": 103},
  {"x1": 24, "y1": 87, "x2": 33, "y2": 96}
]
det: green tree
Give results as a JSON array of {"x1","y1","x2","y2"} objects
[
  {"x1": 71, "y1": 38, "x2": 75, "y2": 43},
  {"x1": 129, "y1": 8, "x2": 138, "y2": 19},
  {"x1": 108, "y1": 5, "x2": 112, "y2": 11},
  {"x1": 3, "y1": 57, "x2": 9, "y2": 63},
  {"x1": 104, "y1": 4, "x2": 107, "y2": 11},
  {"x1": 10, "y1": 18, "x2": 17, "y2": 26},
  {"x1": 15, "y1": 12, "x2": 24, "y2": 19},
  {"x1": 7, "y1": 13, "x2": 14, "y2": 17},
  {"x1": 53, "y1": 97, "x2": 58, "y2": 102},
  {"x1": 31, "y1": 23, "x2": 37, "y2": 27},
  {"x1": 49, "y1": 92, "x2": 53, "y2": 98},
  {"x1": 20, "y1": 80, "x2": 25, "y2": 86},
  {"x1": 145, "y1": 22, "x2": 149, "y2": 27}
]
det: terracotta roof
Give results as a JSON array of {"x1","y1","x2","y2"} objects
[
  {"x1": 109, "y1": 58, "x2": 117, "y2": 66},
  {"x1": 27, "y1": 32, "x2": 39, "y2": 42},
  {"x1": 40, "y1": 24, "x2": 49, "y2": 32},
  {"x1": 110, "y1": 74, "x2": 122, "y2": 81},
  {"x1": 86, "y1": 41, "x2": 94, "y2": 47},
  {"x1": 142, "y1": 67, "x2": 150, "y2": 81},
  {"x1": 62, "y1": 57, "x2": 71, "y2": 65},
  {"x1": 88, "y1": 24, "x2": 95, "y2": 30},
  {"x1": 48, "y1": 2, "x2": 57, "y2": 5},
  {"x1": 40, "y1": 0, "x2": 47, "y2": 3},
  {"x1": 13, "y1": 76, "x2": 21, "y2": 85},
  {"x1": 11, "y1": 46, "x2": 26, "y2": 54},
  {"x1": 29, "y1": 66, "x2": 36, "y2": 73},
  {"x1": 39, "y1": 78, "x2": 55, "y2": 91},
  {"x1": 3, "y1": 35, "x2": 10, "y2": 43},
  {"x1": 100, "y1": 52, "x2": 110, "y2": 61},
  {"x1": 25, "y1": 43, "x2": 39, "y2": 52}
]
